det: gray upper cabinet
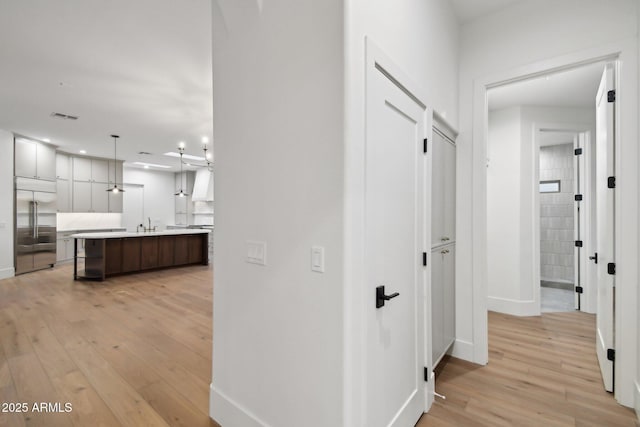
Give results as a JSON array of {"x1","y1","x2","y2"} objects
[
  {"x1": 68, "y1": 154, "x2": 120, "y2": 213},
  {"x1": 72, "y1": 157, "x2": 109, "y2": 182},
  {"x1": 431, "y1": 123, "x2": 457, "y2": 247},
  {"x1": 36, "y1": 143, "x2": 57, "y2": 180},
  {"x1": 14, "y1": 137, "x2": 56, "y2": 180},
  {"x1": 56, "y1": 153, "x2": 70, "y2": 180},
  {"x1": 72, "y1": 181, "x2": 92, "y2": 212},
  {"x1": 92, "y1": 159, "x2": 109, "y2": 183},
  {"x1": 73, "y1": 157, "x2": 92, "y2": 181},
  {"x1": 56, "y1": 179, "x2": 71, "y2": 212}
]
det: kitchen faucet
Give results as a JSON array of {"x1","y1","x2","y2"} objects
[{"x1": 142, "y1": 217, "x2": 157, "y2": 232}]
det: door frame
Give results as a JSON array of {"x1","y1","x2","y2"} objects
[
  {"x1": 533, "y1": 125, "x2": 594, "y2": 314},
  {"x1": 344, "y1": 38, "x2": 432, "y2": 427},
  {"x1": 469, "y1": 39, "x2": 638, "y2": 407}
]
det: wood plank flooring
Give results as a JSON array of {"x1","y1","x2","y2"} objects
[
  {"x1": 418, "y1": 311, "x2": 638, "y2": 426},
  {"x1": 1, "y1": 265, "x2": 637, "y2": 426},
  {"x1": 0, "y1": 263, "x2": 219, "y2": 427}
]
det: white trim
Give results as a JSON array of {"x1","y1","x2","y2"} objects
[
  {"x1": 487, "y1": 297, "x2": 538, "y2": 317},
  {"x1": 450, "y1": 338, "x2": 474, "y2": 361},
  {"x1": 209, "y1": 384, "x2": 271, "y2": 427},
  {"x1": 0, "y1": 267, "x2": 14, "y2": 280},
  {"x1": 471, "y1": 37, "x2": 638, "y2": 407}
]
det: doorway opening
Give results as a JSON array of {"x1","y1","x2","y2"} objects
[{"x1": 539, "y1": 139, "x2": 576, "y2": 312}]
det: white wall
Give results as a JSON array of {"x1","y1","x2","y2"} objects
[
  {"x1": 458, "y1": 0, "x2": 638, "y2": 407},
  {"x1": 0, "y1": 129, "x2": 14, "y2": 279},
  {"x1": 123, "y1": 168, "x2": 175, "y2": 230},
  {"x1": 487, "y1": 107, "x2": 522, "y2": 307},
  {"x1": 343, "y1": 0, "x2": 459, "y2": 421},
  {"x1": 211, "y1": 1, "x2": 345, "y2": 426}
]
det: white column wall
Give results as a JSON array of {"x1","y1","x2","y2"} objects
[
  {"x1": 210, "y1": 1, "x2": 345, "y2": 426},
  {"x1": 0, "y1": 129, "x2": 14, "y2": 279},
  {"x1": 458, "y1": 0, "x2": 638, "y2": 407}
]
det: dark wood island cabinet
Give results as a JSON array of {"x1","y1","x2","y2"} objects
[{"x1": 71, "y1": 230, "x2": 210, "y2": 280}]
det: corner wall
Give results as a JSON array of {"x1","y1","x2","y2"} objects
[
  {"x1": 0, "y1": 129, "x2": 14, "y2": 279},
  {"x1": 459, "y1": 0, "x2": 638, "y2": 407},
  {"x1": 211, "y1": 1, "x2": 345, "y2": 426}
]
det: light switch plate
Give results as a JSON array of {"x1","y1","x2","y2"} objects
[
  {"x1": 246, "y1": 241, "x2": 267, "y2": 265},
  {"x1": 311, "y1": 246, "x2": 325, "y2": 273}
]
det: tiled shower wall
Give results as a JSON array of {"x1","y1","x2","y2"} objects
[{"x1": 540, "y1": 143, "x2": 574, "y2": 283}]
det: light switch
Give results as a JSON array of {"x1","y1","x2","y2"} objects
[
  {"x1": 246, "y1": 241, "x2": 267, "y2": 265},
  {"x1": 311, "y1": 246, "x2": 325, "y2": 273}
]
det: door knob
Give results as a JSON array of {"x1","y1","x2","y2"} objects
[
  {"x1": 589, "y1": 252, "x2": 598, "y2": 264},
  {"x1": 376, "y1": 285, "x2": 400, "y2": 309}
]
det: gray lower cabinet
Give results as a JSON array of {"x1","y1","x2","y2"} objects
[
  {"x1": 56, "y1": 233, "x2": 75, "y2": 262},
  {"x1": 431, "y1": 244, "x2": 455, "y2": 367}
]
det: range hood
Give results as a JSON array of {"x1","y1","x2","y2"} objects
[{"x1": 191, "y1": 169, "x2": 214, "y2": 201}]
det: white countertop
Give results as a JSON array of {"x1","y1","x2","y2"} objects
[
  {"x1": 70, "y1": 229, "x2": 211, "y2": 239},
  {"x1": 58, "y1": 227, "x2": 127, "y2": 233}
]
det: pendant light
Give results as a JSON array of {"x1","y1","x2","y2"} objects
[
  {"x1": 107, "y1": 134, "x2": 125, "y2": 193},
  {"x1": 174, "y1": 142, "x2": 188, "y2": 197}
]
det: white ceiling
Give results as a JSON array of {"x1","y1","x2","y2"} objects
[
  {"x1": 488, "y1": 61, "x2": 605, "y2": 111},
  {"x1": 0, "y1": 0, "x2": 213, "y2": 172},
  {"x1": 450, "y1": 0, "x2": 525, "y2": 23}
]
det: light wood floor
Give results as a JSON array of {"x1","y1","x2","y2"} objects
[
  {"x1": 1, "y1": 265, "x2": 637, "y2": 426},
  {"x1": 0, "y1": 263, "x2": 219, "y2": 427},
  {"x1": 418, "y1": 311, "x2": 638, "y2": 426}
]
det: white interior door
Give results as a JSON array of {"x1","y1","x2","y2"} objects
[
  {"x1": 365, "y1": 58, "x2": 426, "y2": 426},
  {"x1": 595, "y1": 64, "x2": 615, "y2": 392},
  {"x1": 574, "y1": 133, "x2": 588, "y2": 311}
]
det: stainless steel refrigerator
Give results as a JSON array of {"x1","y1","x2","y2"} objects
[{"x1": 15, "y1": 177, "x2": 57, "y2": 275}]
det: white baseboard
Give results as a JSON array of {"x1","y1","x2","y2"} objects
[
  {"x1": 488, "y1": 296, "x2": 538, "y2": 317},
  {"x1": 210, "y1": 383, "x2": 270, "y2": 427},
  {"x1": 634, "y1": 381, "x2": 640, "y2": 422},
  {"x1": 450, "y1": 338, "x2": 475, "y2": 362},
  {"x1": 0, "y1": 267, "x2": 15, "y2": 280}
]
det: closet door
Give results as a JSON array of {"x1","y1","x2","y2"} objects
[
  {"x1": 431, "y1": 247, "x2": 445, "y2": 364},
  {"x1": 443, "y1": 141, "x2": 456, "y2": 243},
  {"x1": 431, "y1": 132, "x2": 445, "y2": 246},
  {"x1": 443, "y1": 245, "x2": 456, "y2": 350}
]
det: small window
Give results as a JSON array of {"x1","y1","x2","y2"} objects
[{"x1": 539, "y1": 180, "x2": 561, "y2": 193}]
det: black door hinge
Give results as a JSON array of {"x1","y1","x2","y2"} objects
[
  {"x1": 575, "y1": 286, "x2": 583, "y2": 294},
  {"x1": 607, "y1": 176, "x2": 616, "y2": 188},
  {"x1": 607, "y1": 348, "x2": 615, "y2": 362},
  {"x1": 424, "y1": 367, "x2": 429, "y2": 382},
  {"x1": 607, "y1": 90, "x2": 616, "y2": 103},
  {"x1": 422, "y1": 252, "x2": 427, "y2": 267},
  {"x1": 574, "y1": 148, "x2": 583, "y2": 155},
  {"x1": 574, "y1": 194, "x2": 583, "y2": 201},
  {"x1": 575, "y1": 240, "x2": 583, "y2": 247},
  {"x1": 607, "y1": 262, "x2": 616, "y2": 275},
  {"x1": 423, "y1": 138, "x2": 428, "y2": 153}
]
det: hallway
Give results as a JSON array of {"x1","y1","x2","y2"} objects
[{"x1": 418, "y1": 311, "x2": 638, "y2": 426}]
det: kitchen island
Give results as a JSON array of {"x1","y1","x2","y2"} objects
[{"x1": 71, "y1": 229, "x2": 211, "y2": 280}]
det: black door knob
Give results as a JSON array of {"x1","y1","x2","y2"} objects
[{"x1": 376, "y1": 285, "x2": 400, "y2": 309}]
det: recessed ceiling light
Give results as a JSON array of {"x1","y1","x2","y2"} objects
[
  {"x1": 163, "y1": 152, "x2": 206, "y2": 161},
  {"x1": 133, "y1": 161, "x2": 171, "y2": 169},
  {"x1": 79, "y1": 150, "x2": 87, "y2": 154},
  {"x1": 42, "y1": 138, "x2": 51, "y2": 143}
]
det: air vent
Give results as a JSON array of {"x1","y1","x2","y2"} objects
[
  {"x1": 50, "y1": 112, "x2": 78, "y2": 120},
  {"x1": 138, "y1": 151, "x2": 152, "y2": 155}
]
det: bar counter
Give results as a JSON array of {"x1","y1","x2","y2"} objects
[{"x1": 71, "y1": 229, "x2": 211, "y2": 281}]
